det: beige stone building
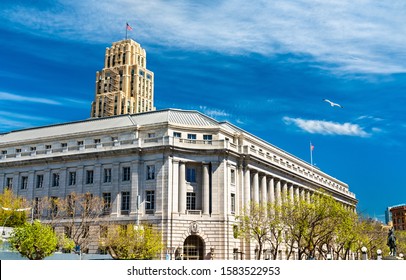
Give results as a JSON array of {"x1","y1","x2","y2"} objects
[
  {"x1": 0, "y1": 38, "x2": 357, "y2": 259},
  {"x1": 0, "y1": 109, "x2": 357, "y2": 259},
  {"x1": 91, "y1": 39, "x2": 154, "y2": 118}
]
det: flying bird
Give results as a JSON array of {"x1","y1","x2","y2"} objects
[{"x1": 323, "y1": 99, "x2": 343, "y2": 108}]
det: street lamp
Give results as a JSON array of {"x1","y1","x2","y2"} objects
[
  {"x1": 377, "y1": 249, "x2": 382, "y2": 260},
  {"x1": 361, "y1": 246, "x2": 368, "y2": 260}
]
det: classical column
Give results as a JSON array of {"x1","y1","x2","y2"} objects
[
  {"x1": 268, "y1": 177, "x2": 275, "y2": 204},
  {"x1": 202, "y1": 163, "x2": 210, "y2": 215},
  {"x1": 306, "y1": 189, "x2": 311, "y2": 203},
  {"x1": 275, "y1": 179, "x2": 282, "y2": 206},
  {"x1": 282, "y1": 181, "x2": 288, "y2": 203},
  {"x1": 300, "y1": 187, "x2": 306, "y2": 201},
  {"x1": 252, "y1": 171, "x2": 259, "y2": 204},
  {"x1": 288, "y1": 183, "x2": 294, "y2": 203},
  {"x1": 172, "y1": 160, "x2": 179, "y2": 213},
  {"x1": 244, "y1": 167, "x2": 251, "y2": 207},
  {"x1": 294, "y1": 185, "x2": 300, "y2": 202},
  {"x1": 178, "y1": 162, "x2": 186, "y2": 214},
  {"x1": 260, "y1": 174, "x2": 267, "y2": 207}
]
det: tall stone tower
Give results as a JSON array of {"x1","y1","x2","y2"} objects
[{"x1": 91, "y1": 39, "x2": 155, "y2": 118}]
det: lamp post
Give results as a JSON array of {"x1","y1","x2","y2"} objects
[
  {"x1": 377, "y1": 249, "x2": 382, "y2": 260},
  {"x1": 361, "y1": 246, "x2": 368, "y2": 260}
]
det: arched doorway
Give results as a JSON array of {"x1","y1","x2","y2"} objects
[{"x1": 183, "y1": 235, "x2": 205, "y2": 260}]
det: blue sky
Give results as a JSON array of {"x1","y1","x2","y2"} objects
[{"x1": 1, "y1": 0, "x2": 406, "y2": 221}]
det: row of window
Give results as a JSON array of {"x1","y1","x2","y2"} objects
[
  {"x1": 4, "y1": 164, "x2": 204, "y2": 191},
  {"x1": 32, "y1": 190, "x2": 237, "y2": 219},
  {"x1": 4, "y1": 166, "x2": 148, "y2": 190},
  {"x1": 173, "y1": 132, "x2": 212, "y2": 141}
]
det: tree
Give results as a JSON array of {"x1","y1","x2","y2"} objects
[
  {"x1": 9, "y1": 220, "x2": 58, "y2": 260},
  {"x1": 102, "y1": 224, "x2": 163, "y2": 260},
  {"x1": 42, "y1": 192, "x2": 103, "y2": 252},
  {"x1": 237, "y1": 202, "x2": 270, "y2": 260},
  {"x1": 0, "y1": 189, "x2": 30, "y2": 227},
  {"x1": 395, "y1": 230, "x2": 406, "y2": 258},
  {"x1": 331, "y1": 209, "x2": 360, "y2": 260}
]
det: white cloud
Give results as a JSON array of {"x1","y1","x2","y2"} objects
[
  {"x1": 0, "y1": 92, "x2": 61, "y2": 105},
  {"x1": 283, "y1": 117, "x2": 370, "y2": 137},
  {"x1": 2, "y1": 0, "x2": 406, "y2": 75},
  {"x1": 199, "y1": 106, "x2": 230, "y2": 118}
]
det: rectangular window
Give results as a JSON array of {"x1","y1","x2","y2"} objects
[
  {"x1": 102, "y1": 193, "x2": 112, "y2": 215},
  {"x1": 173, "y1": 132, "x2": 181, "y2": 138},
  {"x1": 45, "y1": 145, "x2": 52, "y2": 150},
  {"x1": 203, "y1": 134, "x2": 212, "y2": 143},
  {"x1": 186, "y1": 192, "x2": 196, "y2": 210},
  {"x1": 30, "y1": 146, "x2": 36, "y2": 151},
  {"x1": 21, "y1": 176, "x2": 28, "y2": 190},
  {"x1": 52, "y1": 173, "x2": 60, "y2": 187},
  {"x1": 146, "y1": 165, "x2": 155, "y2": 180},
  {"x1": 77, "y1": 141, "x2": 84, "y2": 146},
  {"x1": 148, "y1": 133, "x2": 155, "y2": 138},
  {"x1": 67, "y1": 195, "x2": 75, "y2": 217},
  {"x1": 34, "y1": 197, "x2": 41, "y2": 217},
  {"x1": 68, "y1": 172, "x2": 76, "y2": 186},
  {"x1": 50, "y1": 196, "x2": 58, "y2": 216},
  {"x1": 121, "y1": 191, "x2": 130, "y2": 215},
  {"x1": 36, "y1": 175, "x2": 44, "y2": 189},
  {"x1": 16, "y1": 148, "x2": 22, "y2": 153},
  {"x1": 94, "y1": 139, "x2": 101, "y2": 144},
  {"x1": 145, "y1": 191, "x2": 155, "y2": 211},
  {"x1": 186, "y1": 168, "x2": 196, "y2": 183},
  {"x1": 61, "y1": 143, "x2": 68, "y2": 148},
  {"x1": 1, "y1": 150, "x2": 7, "y2": 155},
  {"x1": 231, "y1": 193, "x2": 236, "y2": 214},
  {"x1": 64, "y1": 226, "x2": 72, "y2": 238},
  {"x1": 6, "y1": 177, "x2": 13, "y2": 189},
  {"x1": 230, "y1": 169, "x2": 236, "y2": 185},
  {"x1": 86, "y1": 170, "x2": 94, "y2": 184},
  {"x1": 122, "y1": 167, "x2": 131, "y2": 181},
  {"x1": 103, "y1": 168, "x2": 112, "y2": 183},
  {"x1": 187, "y1": 134, "x2": 196, "y2": 140}
]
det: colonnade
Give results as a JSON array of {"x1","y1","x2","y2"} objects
[{"x1": 243, "y1": 167, "x2": 313, "y2": 208}]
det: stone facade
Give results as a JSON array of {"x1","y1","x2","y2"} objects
[
  {"x1": 0, "y1": 109, "x2": 357, "y2": 259},
  {"x1": 91, "y1": 39, "x2": 154, "y2": 118}
]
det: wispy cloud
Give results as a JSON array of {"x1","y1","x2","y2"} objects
[
  {"x1": 199, "y1": 106, "x2": 230, "y2": 118},
  {"x1": 2, "y1": 0, "x2": 405, "y2": 75},
  {"x1": 0, "y1": 92, "x2": 61, "y2": 105},
  {"x1": 0, "y1": 111, "x2": 60, "y2": 132},
  {"x1": 283, "y1": 117, "x2": 370, "y2": 137}
]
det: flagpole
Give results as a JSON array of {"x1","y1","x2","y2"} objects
[
  {"x1": 125, "y1": 22, "x2": 128, "y2": 40},
  {"x1": 310, "y1": 142, "x2": 314, "y2": 170}
]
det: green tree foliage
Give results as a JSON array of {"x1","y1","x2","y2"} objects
[
  {"x1": 395, "y1": 230, "x2": 406, "y2": 258},
  {"x1": 237, "y1": 202, "x2": 270, "y2": 260},
  {"x1": 9, "y1": 220, "x2": 58, "y2": 260},
  {"x1": 238, "y1": 192, "x2": 361, "y2": 260},
  {"x1": 0, "y1": 189, "x2": 30, "y2": 227},
  {"x1": 102, "y1": 224, "x2": 163, "y2": 260}
]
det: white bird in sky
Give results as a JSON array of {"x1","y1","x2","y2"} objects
[{"x1": 323, "y1": 99, "x2": 343, "y2": 108}]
